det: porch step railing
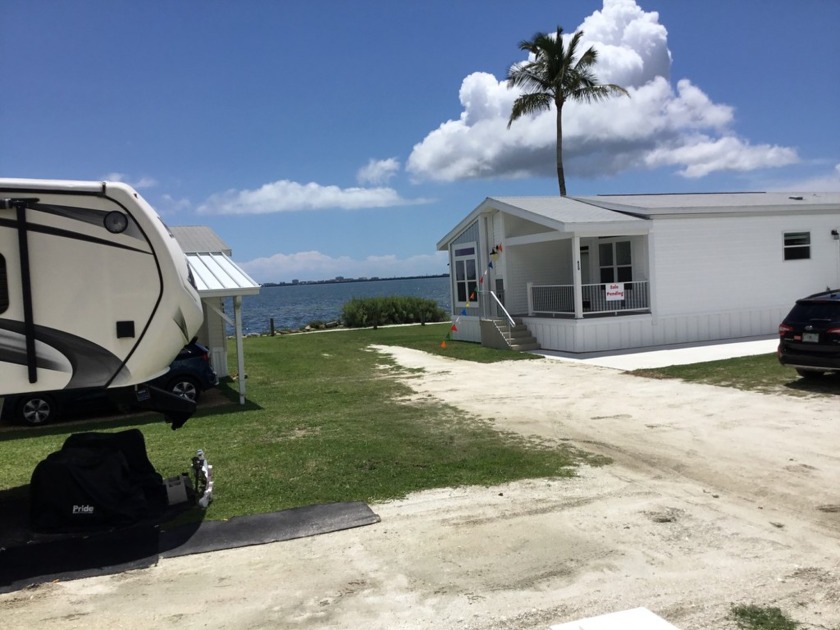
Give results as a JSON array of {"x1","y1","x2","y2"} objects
[
  {"x1": 480, "y1": 291, "x2": 540, "y2": 352},
  {"x1": 489, "y1": 290, "x2": 516, "y2": 327},
  {"x1": 528, "y1": 281, "x2": 650, "y2": 317},
  {"x1": 490, "y1": 318, "x2": 541, "y2": 352}
]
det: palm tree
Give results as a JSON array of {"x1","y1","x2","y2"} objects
[{"x1": 507, "y1": 27, "x2": 629, "y2": 196}]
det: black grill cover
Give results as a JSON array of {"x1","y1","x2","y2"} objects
[{"x1": 30, "y1": 429, "x2": 165, "y2": 532}]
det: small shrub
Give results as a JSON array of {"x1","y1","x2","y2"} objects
[{"x1": 342, "y1": 296, "x2": 447, "y2": 328}]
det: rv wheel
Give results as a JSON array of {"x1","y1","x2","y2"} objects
[
  {"x1": 168, "y1": 377, "x2": 201, "y2": 402},
  {"x1": 18, "y1": 395, "x2": 58, "y2": 426}
]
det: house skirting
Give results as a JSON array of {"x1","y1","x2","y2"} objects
[
  {"x1": 451, "y1": 317, "x2": 482, "y2": 344},
  {"x1": 452, "y1": 305, "x2": 787, "y2": 353}
]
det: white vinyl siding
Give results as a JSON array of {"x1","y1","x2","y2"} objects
[
  {"x1": 649, "y1": 216, "x2": 836, "y2": 319},
  {"x1": 505, "y1": 240, "x2": 571, "y2": 315}
]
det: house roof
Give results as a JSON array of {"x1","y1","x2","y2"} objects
[
  {"x1": 170, "y1": 225, "x2": 232, "y2": 255},
  {"x1": 437, "y1": 192, "x2": 840, "y2": 250},
  {"x1": 490, "y1": 196, "x2": 643, "y2": 224},
  {"x1": 577, "y1": 191, "x2": 840, "y2": 218},
  {"x1": 169, "y1": 226, "x2": 260, "y2": 298},
  {"x1": 437, "y1": 196, "x2": 646, "y2": 250}
]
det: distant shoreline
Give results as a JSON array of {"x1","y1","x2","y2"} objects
[{"x1": 261, "y1": 273, "x2": 448, "y2": 288}]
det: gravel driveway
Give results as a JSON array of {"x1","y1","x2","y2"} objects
[{"x1": 2, "y1": 346, "x2": 838, "y2": 630}]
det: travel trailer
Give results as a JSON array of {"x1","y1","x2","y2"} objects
[{"x1": 0, "y1": 179, "x2": 204, "y2": 424}]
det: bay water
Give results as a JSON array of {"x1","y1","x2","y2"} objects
[{"x1": 234, "y1": 276, "x2": 451, "y2": 335}]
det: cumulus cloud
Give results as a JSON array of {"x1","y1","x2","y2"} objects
[
  {"x1": 357, "y1": 157, "x2": 401, "y2": 185},
  {"x1": 406, "y1": 0, "x2": 798, "y2": 183},
  {"x1": 644, "y1": 134, "x2": 799, "y2": 178},
  {"x1": 766, "y1": 163, "x2": 840, "y2": 193},
  {"x1": 576, "y1": 0, "x2": 671, "y2": 86},
  {"x1": 103, "y1": 172, "x2": 158, "y2": 189},
  {"x1": 156, "y1": 194, "x2": 192, "y2": 216},
  {"x1": 197, "y1": 179, "x2": 430, "y2": 215},
  {"x1": 239, "y1": 250, "x2": 448, "y2": 284}
]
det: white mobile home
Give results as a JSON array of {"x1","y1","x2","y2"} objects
[{"x1": 438, "y1": 192, "x2": 840, "y2": 353}]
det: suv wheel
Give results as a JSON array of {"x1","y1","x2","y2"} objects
[
  {"x1": 168, "y1": 376, "x2": 201, "y2": 402},
  {"x1": 18, "y1": 395, "x2": 58, "y2": 426},
  {"x1": 795, "y1": 368, "x2": 825, "y2": 379}
]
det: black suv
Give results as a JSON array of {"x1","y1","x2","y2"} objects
[{"x1": 778, "y1": 290, "x2": 840, "y2": 378}]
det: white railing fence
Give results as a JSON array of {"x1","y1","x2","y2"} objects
[{"x1": 528, "y1": 281, "x2": 650, "y2": 316}]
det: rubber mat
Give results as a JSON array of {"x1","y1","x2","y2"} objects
[
  {"x1": 0, "y1": 501, "x2": 380, "y2": 593},
  {"x1": 160, "y1": 501, "x2": 380, "y2": 557}
]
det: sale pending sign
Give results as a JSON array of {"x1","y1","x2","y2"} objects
[{"x1": 605, "y1": 282, "x2": 625, "y2": 301}]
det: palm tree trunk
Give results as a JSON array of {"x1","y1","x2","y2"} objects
[{"x1": 555, "y1": 104, "x2": 566, "y2": 196}]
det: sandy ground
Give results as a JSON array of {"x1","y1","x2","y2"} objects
[{"x1": 2, "y1": 346, "x2": 840, "y2": 629}]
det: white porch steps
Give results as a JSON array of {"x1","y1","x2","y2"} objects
[{"x1": 496, "y1": 319, "x2": 540, "y2": 352}]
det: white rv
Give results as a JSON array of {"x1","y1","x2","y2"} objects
[{"x1": 0, "y1": 179, "x2": 204, "y2": 411}]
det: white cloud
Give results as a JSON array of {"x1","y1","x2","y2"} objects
[
  {"x1": 644, "y1": 134, "x2": 799, "y2": 178},
  {"x1": 406, "y1": 0, "x2": 799, "y2": 183},
  {"x1": 156, "y1": 194, "x2": 192, "y2": 216},
  {"x1": 239, "y1": 250, "x2": 448, "y2": 284},
  {"x1": 197, "y1": 179, "x2": 431, "y2": 215},
  {"x1": 357, "y1": 157, "x2": 400, "y2": 185},
  {"x1": 577, "y1": 0, "x2": 671, "y2": 87},
  {"x1": 103, "y1": 172, "x2": 158, "y2": 189},
  {"x1": 765, "y1": 163, "x2": 840, "y2": 192}
]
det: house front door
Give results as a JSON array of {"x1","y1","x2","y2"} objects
[{"x1": 493, "y1": 278, "x2": 506, "y2": 318}]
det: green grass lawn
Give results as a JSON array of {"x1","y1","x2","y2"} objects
[
  {"x1": 0, "y1": 323, "x2": 591, "y2": 522},
  {"x1": 631, "y1": 352, "x2": 840, "y2": 397},
  {"x1": 6, "y1": 328, "x2": 828, "y2": 526}
]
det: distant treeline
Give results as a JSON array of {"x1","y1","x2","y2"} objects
[{"x1": 261, "y1": 273, "x2": 448, "y2": 288}]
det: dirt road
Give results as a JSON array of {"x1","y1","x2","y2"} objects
[{"x1": 2, "y1": 347, "x2": 839, "y2": 629}]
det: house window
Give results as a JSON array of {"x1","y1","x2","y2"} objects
[
  {"x1": 0, "y1": 254, "x2": 7, "y2": 313},
  {"x1": 599, "y1": 241, "x2": 632, "y2": 283},
  {"x1": 784, "y1": 232, "x2": 810, "y2": 260},
  {"x1": 453, "y1": 244, "x2": 478, "y2": 304}
]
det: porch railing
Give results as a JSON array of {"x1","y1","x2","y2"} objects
[
  {"x1": 489, "y1": 290, "x2": 516, "y2": 327},
  {"x1": 528, "y1": 281, "x2": 650, "y2": 317}
]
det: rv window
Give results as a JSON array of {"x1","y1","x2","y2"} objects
[{"x1": 0, "y1": 254, "x2": 7, "y2": 313}]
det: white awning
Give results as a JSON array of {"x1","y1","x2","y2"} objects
[
  {"x1": 186, "y1": 252, "x2": 260, "y2": 298},
  {"x1": 184, "y1": 251, "x2": 259, "y2": 405}
]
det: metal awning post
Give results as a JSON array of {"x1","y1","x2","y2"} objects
[{"x1": 234, "y1": 295, "x2": 246, "y2": 405}]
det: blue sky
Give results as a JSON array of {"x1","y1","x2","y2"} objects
[{"x1": 2, "y1": 0, "x2": 839, "y2": 283}]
